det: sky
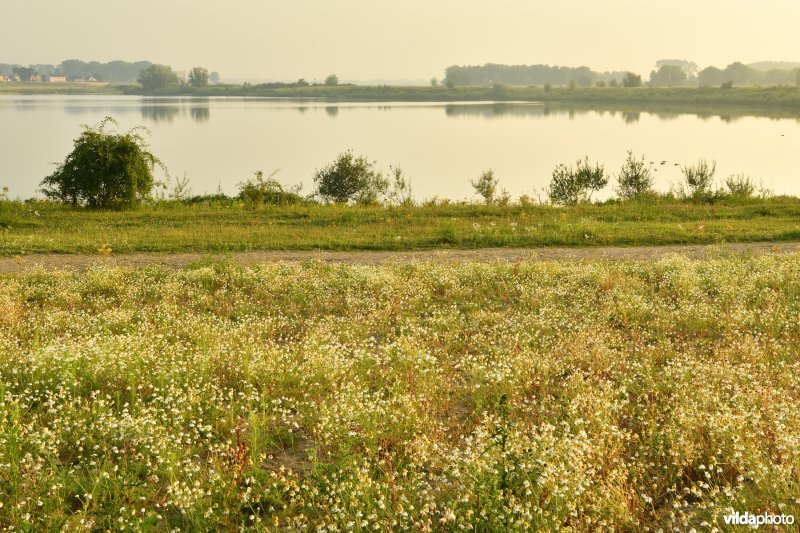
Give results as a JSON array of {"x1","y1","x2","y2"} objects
[{"x1": 3, "y1": 0, "x2": 799, "y2": 82}]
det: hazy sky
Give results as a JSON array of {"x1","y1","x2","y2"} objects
[{"x1": 3, "y1": 0, "x2": 799, "y2": 81}]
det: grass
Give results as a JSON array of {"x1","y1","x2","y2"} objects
[
  {"x1": 1, "y1": 255, "x2": 800, "y2": 529},
  {"x1": 2, "y1": 197, "x2": 800, "y2": 255},
  {"x1": 0, "y1": 82, "x2": 133, "y2": 95},
  {"x1": 3, "y1": 83, "x2": 799, "y2": 116},
  {"x1": 126, "y1": 84, "x2": 800, "y2": 110}
]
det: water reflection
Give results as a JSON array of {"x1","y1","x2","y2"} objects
[
  {"x1": 325, "y1": 106, "x2": 339, "y2": 117},
  {"x1": 189, "y1": 105, "x2": 210, "y2": 123}
]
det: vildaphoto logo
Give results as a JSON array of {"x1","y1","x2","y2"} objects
[{"x1": 723, "y1": 511, "x2": 795, "y2": 527}]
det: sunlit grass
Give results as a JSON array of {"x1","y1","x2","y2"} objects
[
  {"x1": 1, "y1": 255, "x2": 799, "y2": 529},
  {"x1": 2, "y1": 196, "x2": 800, "y2": 255}
]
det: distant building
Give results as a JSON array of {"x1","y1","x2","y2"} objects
[
  {"x1": 0, "y1": 75, "x2": 6, "y2": 82},
  {"x1": 46, "y1": 75, "x2": 67, "y2": 83},
  {"x1": 30, "y1": 74, "x2": 42, "y2": 82}
]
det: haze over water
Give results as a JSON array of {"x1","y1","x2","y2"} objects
[{"x1": 1, "y1": 95, "x2": 798, "y2": 200}]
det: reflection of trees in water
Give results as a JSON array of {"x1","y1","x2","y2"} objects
[
  {"x1": 622, "y1": 111, "x2": 640, "y2": 124},
  {"x1": 190, "y1": 105, "x2": 210, "y2": 122},
  {"x1": 139, "y1": 101, "x2": 211, "y2": 123},
  {"x1": 140, "y1": 105, "x2": 182, "y2": 123},
  {"x1": 442, "y1": 101, "x2": 796, "y2": 125},
  {"x1": 325, "y1": 106, "x2": 339, "y2": 117}
]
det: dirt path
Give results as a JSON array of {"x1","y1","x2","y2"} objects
[{"x1": 2, "y1": 241, "x2": 800, "y2": 273}]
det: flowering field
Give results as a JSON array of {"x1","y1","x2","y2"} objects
[{"x1": 1, "y1": 256, "x2": 799, "y2": 530}]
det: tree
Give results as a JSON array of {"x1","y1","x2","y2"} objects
[
  {"x1": 698, "y1": 66, "x2": 724, "y2": 86},
  {"x1": 313, "y1": 150, "x2": 387, "y2": 204},
  {"x1": 616, "y1": 151, "x2": 654, "y2": 199},
  {"x1": 209, "y1": 71, "x2": 221, "y2": 84},
  {"x1": 470, "y1": 169, "x2": 499, "y2": 204},
  {"x1": 13, "y1": 66, "x2": 36, "y2": 81},
  {"x1": 649, "y1": 65, "x2": 687, "y2": 86},
  {"x1": 40, "y1": 117, "x2": 164, "y2": 208},
  {"x1": 138, "y1": 64, "x2": 182, "y2": 92},
  {"x1": 188, "y1": 67, "x2": 209, "y2": 87},
  {"x1": 655, "y1": 59, "x2": 698, "y2": 79},
  {"x1": 622, "y1": 72, "x2": 642, "y2": 87},
  {"x1": 325, "y1": 74, "x2": 339, "y2": 86},
  {"x1": 430, "y1": 77, "x2": 438, "y2": 86}
]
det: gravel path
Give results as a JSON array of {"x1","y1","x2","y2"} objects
[{"x1": 2, "y1": 241, "x2": 800, "y2": 273}]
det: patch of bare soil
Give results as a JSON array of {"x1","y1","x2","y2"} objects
[{"x1": 2, "y1": 242, "x2": 799, "y2": 273}]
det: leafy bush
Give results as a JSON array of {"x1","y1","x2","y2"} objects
[
  {"x1": 0, "y1": 185, "x2": 8, "y2": 202},
  {"x1": 39, "y1": 117, "x2": 163, "y2": 209},
  {"x1": 471, "y1": 169, "x2": 499, "y2": 205},
  {"x1": 681, "y1": 159, "x2": 717, "y2": 197},
  {"x1": 724, "y1": 174, "x2": 756, "y2": 198},
  {"x1": 313, "y1": 151, "x2": 387, "y2": 204},
  {"x1": 238, "y1": 170, "x2": 303, "y2": 205},
  {"x1": 616, "y1": 150, "x2": 654, "y2": 199},
  {"x1": 548, "y1": 157, "x2": 608, "y2": 205},
  {"x1": 386, "y1": 165, "x2": 414, "y2": 206}
]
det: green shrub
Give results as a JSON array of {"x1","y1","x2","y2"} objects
[
  {"x1": 238, "y1": 170, "x2": 303, "y2": 205},
  {"x1": 471, "y1": 169, "x2": 499, "y2": 205},
  {"x1": 616, "y1": 150, "x2": 654, "y2": 199},
  {"x1": 548, "y1": 157, "x2": 608, "y2": 205},
  {"x1": 681, "y1": 159, "x2": 717, "y2": 197},
  {"x1": 39, "y1": 117, "x2": 163, "y2": 209},
  {"x1": 313, "y1": 151, "x2": 387, "y2": 204},
  {"x1": 386, "y1": 165, "x2": 413, "y2": 206},
  {"x1": 724, "y1": 174, "x2": 756, "y2": 198}
]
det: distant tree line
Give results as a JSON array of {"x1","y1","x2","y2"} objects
[
  {"x1": 443, "y1": 63, "x2": 629, "y2": 87},
  {"x1": 442, "y1": 61, "x2": 800, "y2": 89},
  {"x1": 0, "y1": 60, "x2": 156, "y2": 82},
  {"x1": 697, "y1": 62, "x2": 800, "y2": 87}
]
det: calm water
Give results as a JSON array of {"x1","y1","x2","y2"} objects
[{"x1": 1, "y1": 95, "x2": 798, "y2": 200}]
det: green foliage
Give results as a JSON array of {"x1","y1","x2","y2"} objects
[
  {"x1": 681, "y1": 159, "x2": 717, "y2": 197},
  {"x1": 188, "y1": 66, "x2": 209, "y2": 88},
  {"x1": 39, "y1": 117, "x2": 163, "y2": 209},
  {"x1": 238, "y1": 170, "x2": 303, "y2": 205},
  {"x1": 548, "y1": 157, "x2": 608, "y2": 205},
  {"x1": 471, "y1": 170, "x2": 499, "y2": 205},
  {"x1": 324, "y1": 74, "x2": 339, "y2": 86},
  {"x1": 12, "y1": 66, "x2": 36, "y2": 81},
  {"x1": 724, "y1": 174, "x2": 756, "y2": 198},
  {"x1": 138, "y1": 64, "x2": 182, "y2": 92},
  {"x1": 492, "y1": 83, "x2": 510, "y2": 98},
  {"x1": 649, "y1": 65, "x2": 687, "y2": 86},
  {"x1": 616, "y1": 151, "x2": 654, "y2": 199},
  {"x1": 313, "y1": 151, "x2": 387, "y2": 204},
  {"x1": 622, "y1": 72, "x2": 642, "y2": 87},
  {"x1": 386, "y1": 165, "x2": 413, "y2": 206}
]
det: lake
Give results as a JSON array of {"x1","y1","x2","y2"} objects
[{"x1": 1, "y1": 95, "x2": 798, "y2": 200}]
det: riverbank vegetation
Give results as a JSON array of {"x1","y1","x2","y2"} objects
[
  {"x1": 2, "y1": 196, "x2": 800, "y2": 255},
  {"x1": 2, "y1": 255, "x2": 800, "y2": 529}
]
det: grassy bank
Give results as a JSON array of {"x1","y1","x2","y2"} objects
[
  {"x1": 3, "y1": 83, "x2": 799, "y2": 115},
  {"x1": 0, "y1": 82, "x2": 132, "y2": 95},
  {"x1": 127, "y1": 84, "x2": 800, "y2": 110},
  {"x1": 1, "y1": 256, "x2": 799, "y2": 529},
  {"x1": 2, "y1": 197, "x2": 800, "y2": 255}
]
